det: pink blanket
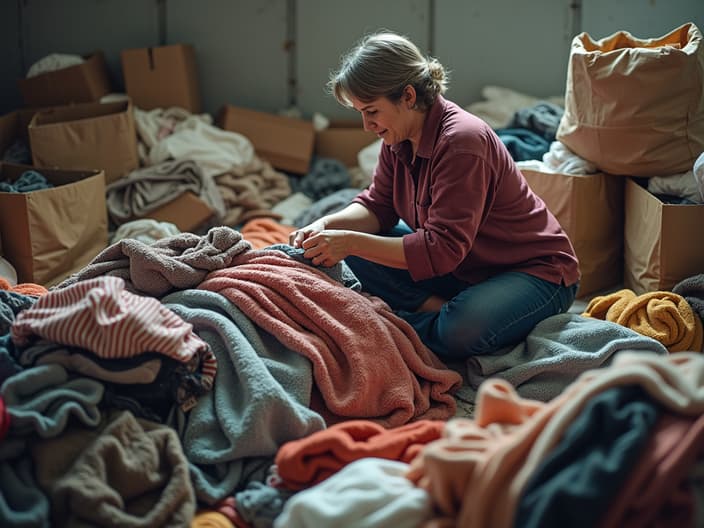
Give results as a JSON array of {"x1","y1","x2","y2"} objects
[{"x1": 198, "y1": 250, "x2": 461, "y2": 427}]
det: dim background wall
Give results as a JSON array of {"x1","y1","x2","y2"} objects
[{"x1": 0, "y1": 0, "x2": 701, "y2": 120}]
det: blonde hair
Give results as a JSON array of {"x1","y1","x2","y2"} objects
[{"x1": 328, "y1": 30, "x2": 448, "y2": 111}]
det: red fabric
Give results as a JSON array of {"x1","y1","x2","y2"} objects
[
  {"x1": 275, "y1": 419, "x2": 445, "y2": 490},
  {"x1": 199, "y1": 249, "x2": 461, "y2": 427},
  {"x1": 0, "y1": 396, "x2": 10, "y2": 440}
]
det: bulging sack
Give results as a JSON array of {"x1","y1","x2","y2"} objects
[{"x1": 556, "y1": 22, "x2": 704, "y2": 177}]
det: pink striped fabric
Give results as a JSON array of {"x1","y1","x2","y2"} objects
[{"x1": 11, "y1": 276, "x2": 211, "y2": 366}]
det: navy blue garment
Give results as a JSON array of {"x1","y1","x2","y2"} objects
[{"x1": 514, "y1": 385, "x2": 661, "y2": 528}]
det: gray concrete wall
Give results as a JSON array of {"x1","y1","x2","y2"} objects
[{"x1": 1, "y1": 0, "x2": 701, "y2": 118}]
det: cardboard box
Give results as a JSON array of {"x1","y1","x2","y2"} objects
[
  {"x1": 218, "y1": 104, "x2": 314, "y2": 175},
  {"x1": 315, "y1": 120, "x2": 377, "y2": 167},
  {"x1": 521, "y1": 169, "x2": 625, "y2": 298},
  {"x1": 0, "y1": 108, "x2": 51, "y2": 160},
  {"x1": 624, "y1": 177, "x2": 704, "y2": 294},
  {"x1": 121, "y1": 44, "x2": 201, "y2": 113},
  {"x1": 17, "y1": 52, "x2": 112, "y2": 107},
  {"x1": 142, "y1": 191, "x2": 213, "y2": 233},
  {"x1": 28, "y1": 100, "x2": 139, "y2": 184},
  {"x1": 0, "y1": 163, "x2": 107, "y2": 286}
]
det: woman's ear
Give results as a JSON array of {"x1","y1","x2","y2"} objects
[{"x1": 404, "y1": 85, "x2": 417, "y2": 109}]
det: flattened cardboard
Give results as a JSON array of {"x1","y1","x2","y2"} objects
[
  {"x1": 624, "y1": 177, "x2": 704, "y2": 294},
  {"x1": 121, "y1": 44, "x2": 202, "y2": 113},
  {"x1": 521, "y1": 169, "x2": 625, "y2": 298},
  {"x1": 28, "y1": 100, "x2": 139, "y2": 184},
  {"x1": 17, "y1": 52, "x2": 112, "y2": 107},
  {"x1": 315, "y1": 120, "x2": 377, "y2": 167},
  {"x1": 0, "y1": 163, "x2": 107, "y2": 286},
  {"x1": 142, "y1": 191, "x2": 213, "y2": 233},
  {"x1": 218, "y1": 105, "x2": 314, "y2": 175}
]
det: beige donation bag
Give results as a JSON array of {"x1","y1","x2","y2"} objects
[{"x1": 557, "y1": 22, "x2": 704, "y2": 177}]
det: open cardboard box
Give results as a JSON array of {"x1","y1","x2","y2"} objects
[
  {"x1": 624, "y1": 177, "x2": 704, "y2": 294},
  {"x1": 0, "y1": 163, "x2": 108, "y2": 286},
  {"x1": 17, "y1": 51, "x2": 112, "y2": 107},
  {"x1": 315, "y1": 120, "x2": 377, "y2": 168},
  {"x1": 218, "y1": 104, "x2": 314, "y2": 175},
  {"x1": 121, "y1": 44, "x2": 202, "y2": 113},
  {"x1": 521, "y1": 168, "x2": 625, "y2": 298}
]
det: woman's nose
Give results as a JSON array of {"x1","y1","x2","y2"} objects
[{"x1": 362, "y1": 115, "x2": 374, "y2": 132}]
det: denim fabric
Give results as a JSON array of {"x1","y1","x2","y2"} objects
[{"x1": 344, "y1": 223, "x2": 577, "y2": 360}]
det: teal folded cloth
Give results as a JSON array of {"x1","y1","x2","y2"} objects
[{"x1": 0, "y1": 171, "x2": 52, "y2": 193}]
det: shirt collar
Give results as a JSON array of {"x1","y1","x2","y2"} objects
[{"x1": 390, "y1": 95, "x2": 447, "y2": 162}]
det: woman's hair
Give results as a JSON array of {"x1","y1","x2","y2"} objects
[{"x1": 328, "y1": 30, "x2": 448, "y2": 111}]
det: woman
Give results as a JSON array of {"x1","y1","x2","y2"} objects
[{"x1": 290, "y1": 31, "x2": 580, "y2": 360}]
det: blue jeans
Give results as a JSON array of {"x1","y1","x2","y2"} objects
[{"x1": 345, "y1": 225, "x2": 577, "y2": 360}]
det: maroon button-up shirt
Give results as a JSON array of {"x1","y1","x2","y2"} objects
[{"x1": 353, "y1": 95, "x2": 580, "y2": 286}]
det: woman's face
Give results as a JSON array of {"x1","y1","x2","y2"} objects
[{"x1": 349, "y1": 94, "x2": 417, "y2": 147}]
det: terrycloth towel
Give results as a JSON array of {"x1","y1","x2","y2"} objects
[
  {"x1": 274, "y1": 458, "x2": 432, "y2": 528},
  {"x1": 106, "y1": 158, "x2": 225, "y2": 223},
  {"x1": 199, "y1": 249, "x2": 461, "y2": 427},
  {"x1": 672, "y1": 274, "x2": 704, "y2": 322},
  {"x1": 50, "y1": 410, "x2": 196, "y2": 527},
  {"x1": 162, "y1": 289, "x2": 326, "y2": 504},
  {"x1": 55, "y1": 226, "x2": 252, "y2": 297},
  {"x1": 275, "y1": 419, "x2": 445, "y2": 490},
  {"x1": 465, "y1": 313, "x2": 668, "y2": 402},
  {"x1": 583, "y1": 288, "x2": 703, "y2": 353}
]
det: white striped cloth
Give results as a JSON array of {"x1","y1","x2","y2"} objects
[{"x1": 11, "y1": 276, "x2": 214, "y2": 375}]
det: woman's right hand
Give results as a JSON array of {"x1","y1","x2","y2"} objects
[{"x1": 289, "y1": 219, "x2": 326, "y2": 248}]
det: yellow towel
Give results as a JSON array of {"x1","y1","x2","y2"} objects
[{"x1": 583, "y1": 289, "x2": 703, "y2": 353}]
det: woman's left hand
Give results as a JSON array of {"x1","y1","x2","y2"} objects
[{"x1": 300, "y1": 230, "x2": 353, "y2": 267}]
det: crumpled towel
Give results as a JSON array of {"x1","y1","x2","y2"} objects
[
  {"x1": 583, "y1": 288, "x2": 703, "y2": 352},
  {"x1": 55, "y1": 226, "x2": 252, "y2": 297},
  {"x1": 50, "y1": 410, "x2": 196, "y2": 527}
]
